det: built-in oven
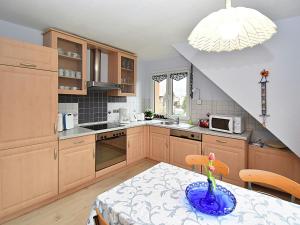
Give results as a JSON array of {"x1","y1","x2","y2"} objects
[{"x1": 95, "y1": 129, "x2": 126, "y2": 171}]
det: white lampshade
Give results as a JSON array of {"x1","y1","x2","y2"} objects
[{"x1": 188, "y1": 0, "x2": 277, "y2": 52}]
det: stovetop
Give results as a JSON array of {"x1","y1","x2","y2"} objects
[{"x1": 83, "y1": 123, "x2": 124, "y2": 131}]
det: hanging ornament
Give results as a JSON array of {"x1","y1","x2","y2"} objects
[{"x1": 259, "y1": 69, "x2": 270, "y2": 126}]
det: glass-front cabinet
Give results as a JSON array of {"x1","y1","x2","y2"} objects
[
  {"x1": 108, "y1": 52, "x2": 137, "y2": 96},
  {"x1": 43, "y1": 29, "x2": 87, "y2": 95}
]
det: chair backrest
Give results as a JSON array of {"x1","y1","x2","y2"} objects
[
  {"x1": 95, "y1": 208, "x2": 109, "y2": 225},
  {"x1": 185, "y1": 155, "x2": 229, "y2": 179},
  {"x1": 239, "y1": 169, "x2": 300, "y2": 202}
]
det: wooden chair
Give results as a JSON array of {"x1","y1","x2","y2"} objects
[
  {"x1": 239, "y1": 169, "x2": 300, "y2": 203},
  {"x1": 94, "y1": 208, "x2": 109, "y2": 225},
  {"x1": 185, "y1": 155, "x2": 229, "y2": 180}
]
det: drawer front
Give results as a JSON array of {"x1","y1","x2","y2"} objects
[
  {"x1": 203, "y1": 134, "x2": 246, "y2": 149},
  {"x1": 127, "y1": 126, "x2": 144, "y2": 135},
  {"x1": 59, "y1": 135, "x2": 95, "y2": 150},
  {"x1": 0, "y1": 37, "x2": 57, "y2": 71},
  {"x1": 150, "y1": 126, "x2": 170, "y2": 135}
]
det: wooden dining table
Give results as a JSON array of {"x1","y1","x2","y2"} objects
[{"x1": 87, "y1": 163, "x2": 300, "y2": 225}]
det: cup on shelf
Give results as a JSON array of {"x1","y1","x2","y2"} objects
[
  {"x1": 70, "y1": 70, "x2": 76, "y2": 78},
  {"x1": 64, "y1": 86, "x2": 70, "y2": 90},
  {"x1": 59, "y1": 85, "x2": 65, "y2": 89},
  {"x1": 75, "y1": 71, "x2": 82, "y2": 79},
  {"x1": 58, "y1": 48, "x2": 64, "y2": 55},
  {"x1": 67, "y1": 51, "x2": 73, "y2": 57},
  {"x1": 58, "y1": 68, "x2": 64, "y2": 77},
  {"x1": 64, "y1": 69, "x2": 70, "y2": 77},
  {"x1": 72, "y1": 52, "x2": 80, "y2": 59},
  {"x1": 71, "y1": 87, "x2": 78, "y2": 90}
]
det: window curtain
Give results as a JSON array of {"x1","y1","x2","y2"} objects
[
  {"x1": 169, "y1": 71, "x2": 188, "y2": 81},
  {"x1": 152, "y1": 73, "x2": 168, "y2": 83}
]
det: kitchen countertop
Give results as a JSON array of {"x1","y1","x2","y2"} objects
[{"x1": 59, "y1": 120, "x2": 252, "y2": 141}]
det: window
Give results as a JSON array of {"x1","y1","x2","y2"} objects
[{"x1": 153, "y1": 71, "x2": 190, "y2": 119}]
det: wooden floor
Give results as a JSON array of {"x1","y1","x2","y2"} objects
[
  {"x1": 4, "y1": 159, "x2": 299, "y2": 225},
  {"x1": 3, "y1": 160, "x2": 157, "y2": 225}
]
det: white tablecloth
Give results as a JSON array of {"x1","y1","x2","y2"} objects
[{"x1": 87, "y1": 163, "x2": 300, "y2": 225}]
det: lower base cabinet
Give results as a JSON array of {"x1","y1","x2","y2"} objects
[
  {"x1": 249, "y1": 145, "x2": 300, "y2": 184},
  {"x1": 59, "y1": 135, "x2": 95, "y2": 193},
  {"x1": 149, "y1": 126, "x2": 170, "y2": 162},
  {"x1": 202, "y1": 135, "x2": 247, "y2": 186},
  {"x1": 170, "y1": 136, "x2": 202, "y2": 170},
  {"x1": 127, "y1": 127, "x2": 146, "y2": 164},
  {"x1": 0, "y1": 141, "x2": 58, "y2": 220}
]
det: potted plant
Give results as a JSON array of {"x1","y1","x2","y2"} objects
[{"x1": 144, "y1": 109, "x2": 154, "y2": 120}]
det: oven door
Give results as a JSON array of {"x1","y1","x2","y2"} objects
[
  {"x1": 95, "y1": 135, "x2": 126, "y2": 171},
  {"x1": 209, "y1": 116, "x2": 233, "y2": 133}
]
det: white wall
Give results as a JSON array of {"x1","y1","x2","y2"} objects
[
  {"x1": 0, "y1": 19, "x2": 43, "y2": 45},
  {"x1": 174, "y1": 16, "x2": 300, "y2": 157},
  {"x1": 142, "y1": 55, "x2": 232, "y2": 110}
]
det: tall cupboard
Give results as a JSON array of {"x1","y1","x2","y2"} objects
[{"x1": 0, "y1": 37, "x2": 58, "y2": 222}]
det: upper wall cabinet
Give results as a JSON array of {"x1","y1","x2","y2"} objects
[
  {"x1": 108, "y1": 52, "x2": 137, "y2": 96},
  {"x1": 0, "y1": 37, "x2": 57, "y2": 71},
  {"x1": 43, "y1": 30, "x2": 87, "y2": 95}
]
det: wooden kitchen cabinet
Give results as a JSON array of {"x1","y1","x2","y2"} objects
[
  {"x1": 202, "y1": 134, "x2": 248, "y2": 186},
  {"x1": 149, "y1": 126, "x2": 170, "y2": 162},
  {"x1": 0, "y1": 141, "x2": 58, "y2": 220},
  {"x1": 0, "y1": 37, "x2": 57, "y2": 72},
  {"x1": 43, "y1": 29, "x2": 87, "y2": 95},
  {"x1": 108, "y1": 52, "x2": 137, "y2": 96},
  {"x1": 0, "y1": 65, "x2": 58, "y2": 150},
  {"x1": 170, "y1": 136, "x2": 202, "y2": 170},
  {"x1": 127, "y1": 127, "x2": 145, "y2": 164},
  {"x1": 249, "y1": 145, "x2": 300, "y2": 184},
  {"x1": 59, "y1": 135, "x2": 95, "y2": 193}
]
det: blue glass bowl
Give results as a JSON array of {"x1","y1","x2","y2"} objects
[{"x1": 185, "y1": 181, "x2": 236, "y2": 216}]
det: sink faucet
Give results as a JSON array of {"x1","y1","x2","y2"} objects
[{"x1": 165, "y1": 114, "x2": 180, "y2": 125}]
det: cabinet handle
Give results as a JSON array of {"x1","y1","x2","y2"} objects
[
  {"x1": 73, "y1": 140, "x2": 84, "y2": 144},
  {"x1": 128, "y1": 141, "x2": 130, "y2": 148},
  {"x1": 54, "y1": 148, "x2": 58, "y2": 160},
  {"x1": 20, "y1": 63, "x2": 37, "y2": 68},
  {"x1": 54, "y1": 123, "x2": 57, "y2": 134},
  {"x1": 93, "y1": 147, "x2": 95, "y2": 159},
  {"x1": 216, "y1": 140, "x2": 227, "y2": 144}
]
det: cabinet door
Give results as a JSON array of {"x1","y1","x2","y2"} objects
[
  {"x1": 0, "y1": 65, "x2": 57, "y2": 150},
  {"x1": 44, "y1": 30, "x2": 87, "y2": 95},
  {"x1": 202, "y1": 143, "x2": 246, "y2": 186},
  {"x1": 170, "y1": 136, "x2": 202, "y2": 169},
  {"x1": 149, "y1": 133, "x2": 169, "y2": 162},
  {"x1": 59, "y1": 143, "x2": 95, "y2": 193},
  {"x1": 0, "y1": 37, "x2": 57, "y2": 72},
  {"x1": 0, "y1": 141, "x2": 58, "y2": 219},
  {"x1": 127, "y1": 132, "x2": 143, "y2": 164}
]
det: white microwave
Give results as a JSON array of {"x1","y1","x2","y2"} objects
[{"x1": 209, "y1": 115, "x2": 245, "y2": 134}]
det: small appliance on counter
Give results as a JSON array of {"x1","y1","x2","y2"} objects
[
  {"x1": 198, "y1": 119, "x2": 209, "y2": 128},
  {"x1": 57, "y1": 113, "x2": 64, "y2": 132},
  {"x1": 63, "y1": 113, "x2": 75, "y2": 130},
  {"x1": 209, "y1": 114, "x2": 244, "y2": 134},
  {"x1": 119, "y1": 108, "x2": 130, "y2": 124},
  {"x1": 136, "y1": 113, "x2": 145, "y2": 121}
]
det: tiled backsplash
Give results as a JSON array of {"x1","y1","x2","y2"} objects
[
  {"x1": 58, "y1": 90, "x2": 139, "y2": 124},
  {"x1": 59, "y1": 90, "x2": 108, "y2": 124},
  {"x1": 191, "y1": 99, "x2": 277, "y2": 142}
]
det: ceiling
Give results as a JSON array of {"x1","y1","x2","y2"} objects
[{"x1": 0, "y1": 0, "x2": 299, "y2": 60}]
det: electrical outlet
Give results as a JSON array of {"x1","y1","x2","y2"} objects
[{"x1": 197, "y1": 99, "x2": 202, "y2": 105}]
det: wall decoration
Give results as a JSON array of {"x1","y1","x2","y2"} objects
[
  {"x1": 190, "y1": 64, "x2": 194, "y2": 99},
  {"x1": 259, "y1": 69, "x2": 270, "y2": 126}
]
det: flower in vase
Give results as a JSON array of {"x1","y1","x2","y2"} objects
[
  {"x1": 208, "y1": 153, "x2": 215, "y2": 161},
  {"x1": 208, "y1": 165, "x2": 215, "y2": 172},
  {"x1": 207, "y1": 152, "x2": 216, "y2": 190}
]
